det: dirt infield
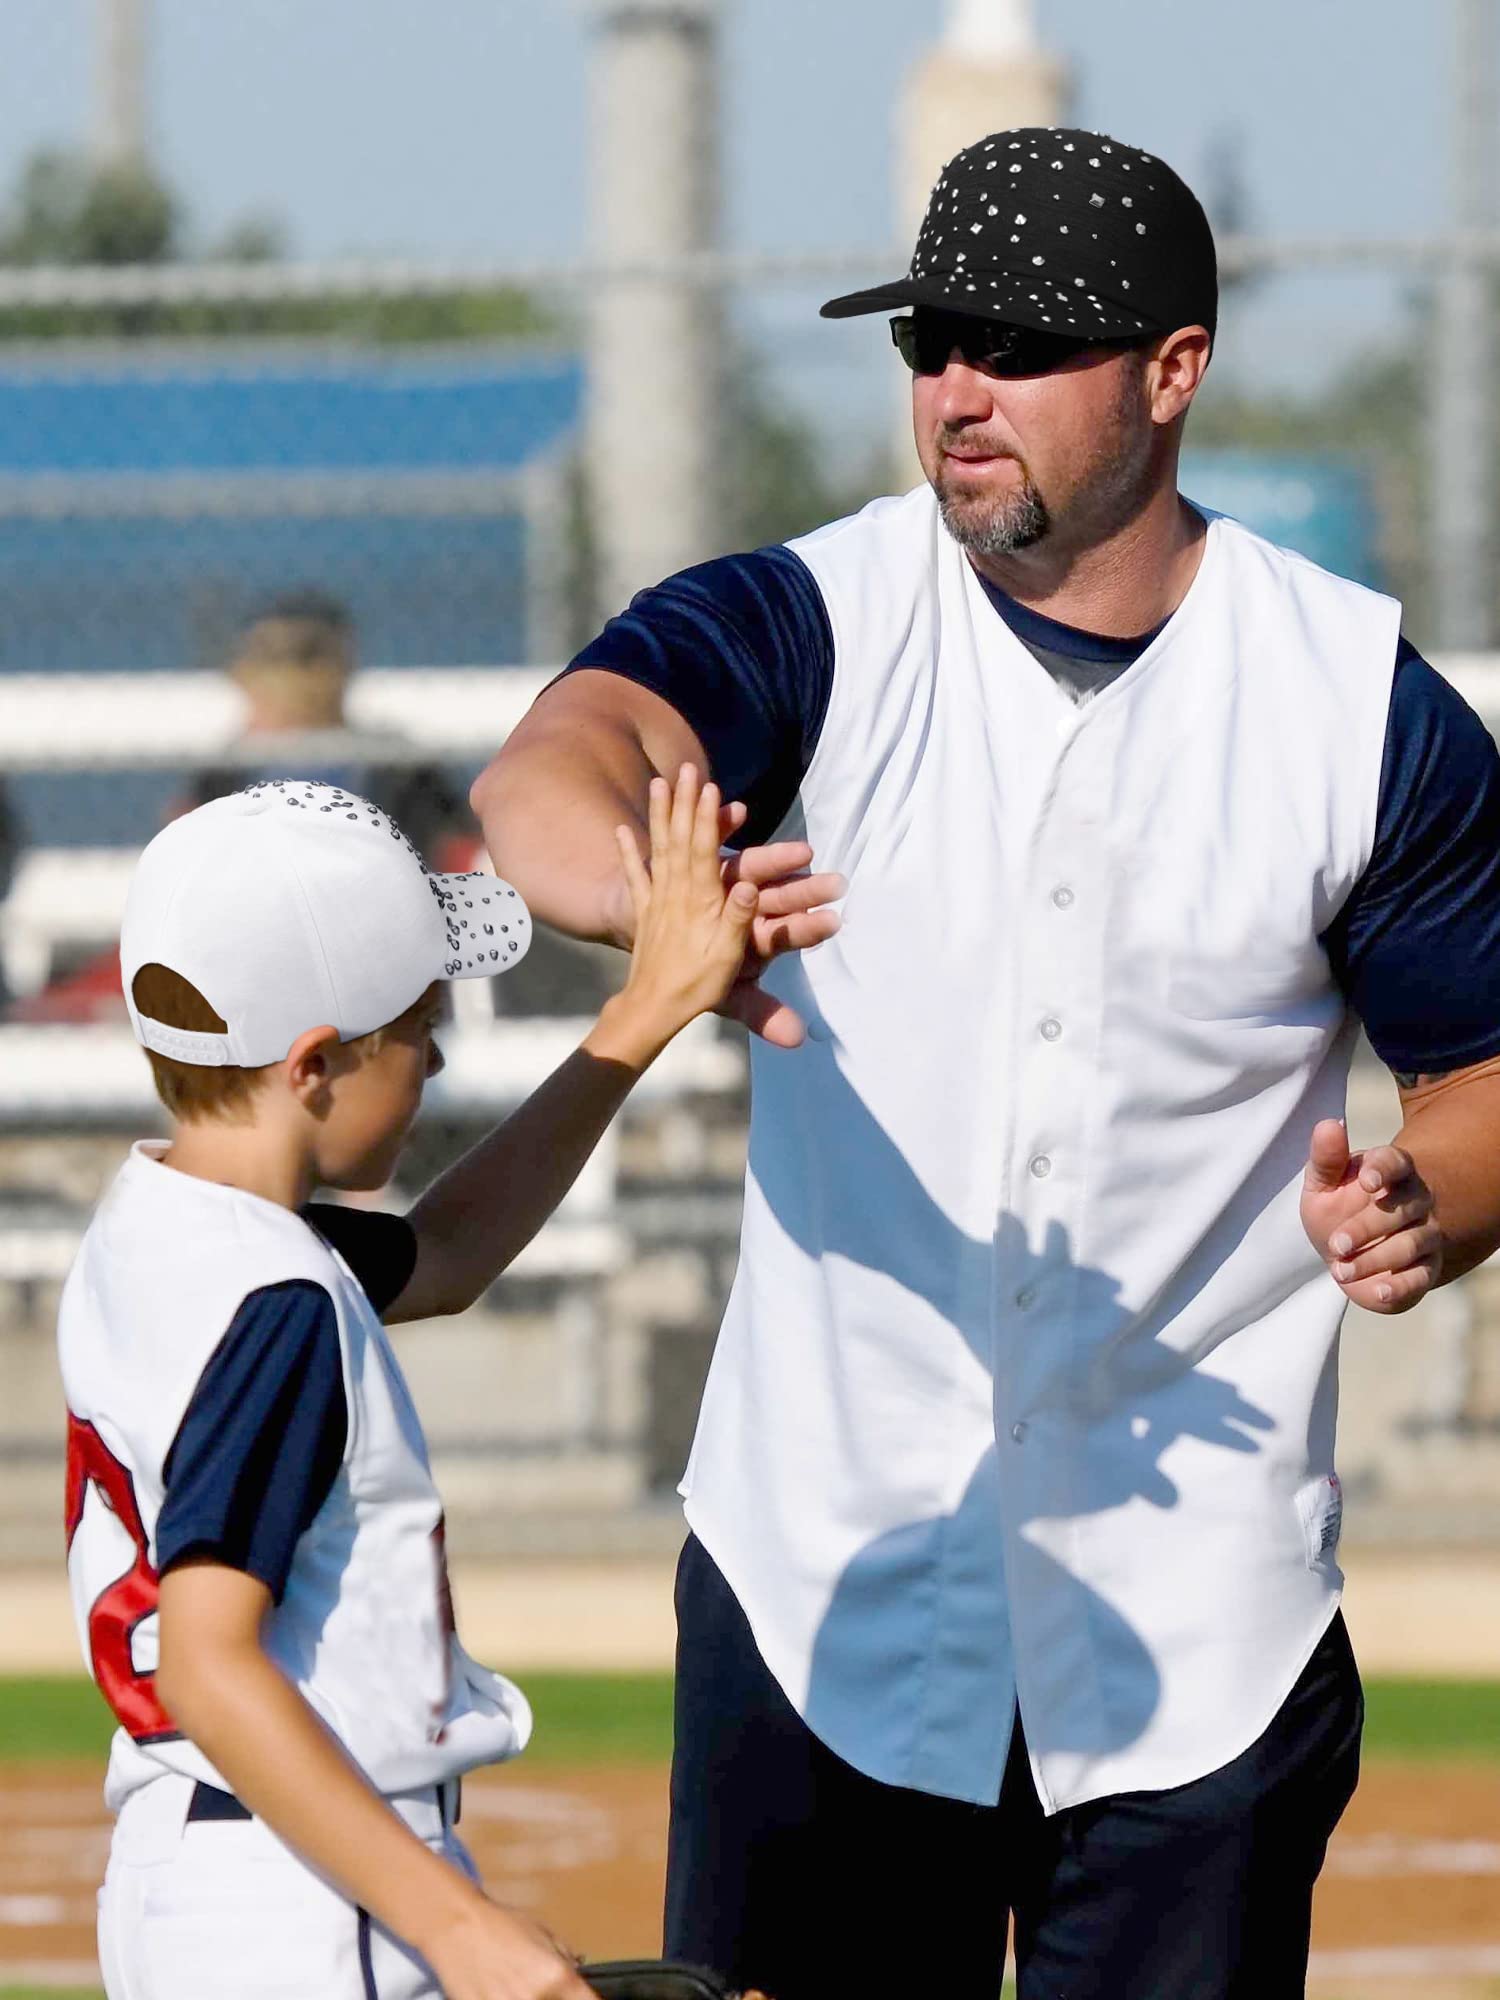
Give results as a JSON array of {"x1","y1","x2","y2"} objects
[{"x1": 2, "y1": 1760, "x2": 1498, "y2": 1995}]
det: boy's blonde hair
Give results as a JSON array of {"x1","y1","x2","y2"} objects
[
  {"x1": 131, "y1": 963, "x2": 433, "y2": 1124},
  {"x1": 131, "y1": 963, "x2": 267, "y2": 1122}
]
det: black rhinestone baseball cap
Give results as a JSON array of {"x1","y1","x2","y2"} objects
[{"x1": 822, "y1": 128, "x2": 1217, "y2": 343}]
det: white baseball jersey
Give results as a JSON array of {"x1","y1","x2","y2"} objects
[
  {"x1": 59, "y1": 1141, "x2": 530, "y2": 1811},
  {"x1": 676, "y1": 493, "x2": 1400, "y2": 1812}
]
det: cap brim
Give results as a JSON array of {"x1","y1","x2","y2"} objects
[
  {"x1": 430, "y1": 869, "x2": 533, "y2": 981},
  {"x1": 821, "y1": 271, "x2": 1158, "y2": 341},
  {"x1": 819, "y1": 276, "x2": 931, "y2": 320}
]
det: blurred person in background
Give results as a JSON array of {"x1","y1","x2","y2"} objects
[
  {"x1": 185, "y1": 589, "x2": 476, "y2": 872},
  {"x1": 473, "y1": 127, "x2": 1500, "y2": 2000},
  {"x1": 193, "y1": 591, "x2": 619, "y2": 1022},
  {"x1": 11, "y1": 591, "x2": 476, "y2": 1025},
  {"x1": 0, "y1": 778, "x2": 23, "y2": 1007}
]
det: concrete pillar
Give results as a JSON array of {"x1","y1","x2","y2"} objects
[
  {"x1": 1432, "y1": 0, "x2": 1495, "y2": 649},
  {"x1": 584, "y1": 0, "x2": 724, "y2": 623},
  {"x1": 891, "y1": 0, "x2": 1070, "y2": 485},
  {"x1": 95, "y1": 0, "x2": 150, "y2": 170}
]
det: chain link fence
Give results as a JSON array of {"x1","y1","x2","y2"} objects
[
  {"x1": 0, "y1": 88, "x2": 1497, "y2": 1554},
  {"x1": 3, "y1": 244, "x2": 1500, "y2": 1559}
]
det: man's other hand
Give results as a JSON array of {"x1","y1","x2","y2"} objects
[{"x1": 1300, "y1": 1119, "x2": 1441, "y2": 1313}]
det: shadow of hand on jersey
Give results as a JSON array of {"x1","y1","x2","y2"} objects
[{"x1": 748, "y1": 1050, "x2": 1276, "y2": 1764}]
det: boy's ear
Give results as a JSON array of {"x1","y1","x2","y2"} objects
[{"x1": 285, "y1": 1024, "x2": 343, "y2": 1104}]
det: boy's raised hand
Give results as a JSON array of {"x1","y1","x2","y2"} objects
[{"x1": 598, "y1": 765, "x2": 759, "y2": 1068}]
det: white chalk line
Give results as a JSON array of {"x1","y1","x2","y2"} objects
[
  {"x1": 0, "y1": 1892, "x2": 84, "y2": 1925},
  {"x1": 1326, "y1": 1834, "x2": 1500, "y2": 1877},
  {"x1": 0, "y1": 1958, "x2": 103, "y2": 1987},
  {"x1": 461, "y1": 1782, "x2": 621, "y2": 1871},
  {"x1": 1308, "y1": 1941, "x2": 1500, "y2": 1978}
]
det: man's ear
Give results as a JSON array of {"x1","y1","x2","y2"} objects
[
  {"x1": 1149, "y1": 325, "x2": 1212, "y2": 427},
  {"x1": 284, "y1": 1024, "x2": 343, "y2": 1110}
]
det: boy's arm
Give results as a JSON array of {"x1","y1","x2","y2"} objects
[
  {"x1": 389, "y1": 769, "x2": 757, "y2": 1324},
  {"x1": 388, "y1": 1039, "x2": 645, "y2": 1325},
  {"x1": 157, "y1": 1561, "x2": 592, "y2": 2000}
]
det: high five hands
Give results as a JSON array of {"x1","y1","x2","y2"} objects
[
  {"x1": 1301, "y1": 1119, "x2": 1442, "y2": 1314},
  {"x1": 615, "y1": 777, "x2": 844, "y2": 1049}
]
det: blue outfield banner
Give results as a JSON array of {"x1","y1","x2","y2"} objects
[
  {"x1": 1180, "y1": 448, "x2": 1385, "y2": 592},
  {"x1": 0, "y1": 344, "x2": 584, "y2": 675}
]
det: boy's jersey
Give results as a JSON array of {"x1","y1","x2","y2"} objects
[{"x1": 58, "y1": 1141, "x2": 530, "y2": 1810}]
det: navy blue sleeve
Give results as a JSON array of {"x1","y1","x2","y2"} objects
[
  {"x1": 302, "y1": 1203, "x2": 417, "y2": 1316},
  {"x1": 156, "y1": 1282, "x2": 347, "y2": 1603},
  {"x1": 561, "y1": 545, "x2": 835, "y2": 843},
  {"x1": 1324, "y1": 638, "x2": 1500, "y2": 1077}
]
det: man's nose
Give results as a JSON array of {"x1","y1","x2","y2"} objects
[{"x1": 930, "y1": 355, "x2": 998, "y2": 426}]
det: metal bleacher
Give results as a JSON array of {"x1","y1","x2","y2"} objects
[{"x1": 0, "y1": 665, "x2": 743, "y2": 1289}]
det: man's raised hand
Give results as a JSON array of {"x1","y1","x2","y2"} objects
[
  {"x1": 717, "y1": 833, "x2": 843, "y2": 1048},
  {"x1": 609, "y1": 787, "x2": 843, "y2": 1049}
]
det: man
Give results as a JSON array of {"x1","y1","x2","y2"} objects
[
  {"x1": 186, "y1": 590, "x2": 472, "y2": 870},
  {"x1": 471, "y1": 131, "x2": 1500, "y2": 1999}
]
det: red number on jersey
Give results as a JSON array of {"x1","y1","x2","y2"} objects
[{"x1": 64, "y1": 1413, "x2": 176, "y2": 1742}]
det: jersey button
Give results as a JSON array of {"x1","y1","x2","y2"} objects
[
  {"x1": 1011, "y1": 1421, "x2": 1029, "y2": 1443},
  {"x1": 1051, "y1": 885, "x2": 1075, "y2": 910},
  {"x1": 1015, "y1": 1286, "x2": 1037, "y2": 1311},
  {"x1": 1029, "y1": 1154, "x2": 1052, "y2": 1179},
  {"x1": 1039, "y1": 1017, "x2": 1062, "y2": 1042}
]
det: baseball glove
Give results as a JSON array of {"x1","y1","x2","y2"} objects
[{"x1": 581, "y1": 1961, "x2": 769, "y2": 2000}]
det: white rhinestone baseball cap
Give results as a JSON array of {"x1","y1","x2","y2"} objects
[{"x1": 122, "y1": 779, "x2": 532, "y2": 1068}]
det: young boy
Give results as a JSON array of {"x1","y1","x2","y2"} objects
[{"x1": 60, "y1": 769, "x2": 760, "y2": 2000}]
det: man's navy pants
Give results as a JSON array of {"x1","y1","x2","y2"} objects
[{"x1": 665, "y1": 1536, "x2": 1362, "y2": 2000}]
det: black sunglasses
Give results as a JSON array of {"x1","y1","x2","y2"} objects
[{"x1": 890, "y1": 312, "x2": 1141, "y2": 378}]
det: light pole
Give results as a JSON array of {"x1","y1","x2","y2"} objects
[
  {"x1": 95, "y1": 0, "x2": 150, "y2": 170},
  {"x1": 1432, "y1": 0, "x2": 1496, "y2": 649},
  {"x1": 891, "y1": 0, "x2": 1070, "y2": 483},
  {"x1": 582, "y1": 0, "x2": 724, "y2": 623}
]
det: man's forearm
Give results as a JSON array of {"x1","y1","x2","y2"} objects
[
  {"x1": 1396, "y1": 1060, "x2": 1500, "y2": 1281},
  {"x1": 472, "y1": 727, "x2": 645, "y2": 947},
  {"x1": 471, "y1": 674, "x2": 706, "y2": 948}
]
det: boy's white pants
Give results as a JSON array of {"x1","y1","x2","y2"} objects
[{"x1": 97, "y1": 1773, "x2": 475, "y2": 1999}]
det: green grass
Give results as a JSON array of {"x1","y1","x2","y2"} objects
[
  {"x1": 0, "y1": 1678, "x2": 116, "y2": 1764},
  {"x1": 0, "y1": 1670, "x2": 676, "y2": 1767},
  {"x1": 1, "y1": 1671, "x2": 1495, "y2": 1769},
  {"x1": 516, "y1": 1671, "x2": 675, "y2": 1765},
  {"x1": 0, "y1": 1990, "x2": 102, "y2": 1999},
  {"x1": 1361, "y1": 1675, "x2": 1500, "y2": 1760}
]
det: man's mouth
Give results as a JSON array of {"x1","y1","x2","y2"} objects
[{"x1": 939, "y1": 438, "x2": 1013, "y2": 463}]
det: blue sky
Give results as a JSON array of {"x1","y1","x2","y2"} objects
[{"x1": 0, "y1": 0, "x2": 1463, "y2": 400}]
